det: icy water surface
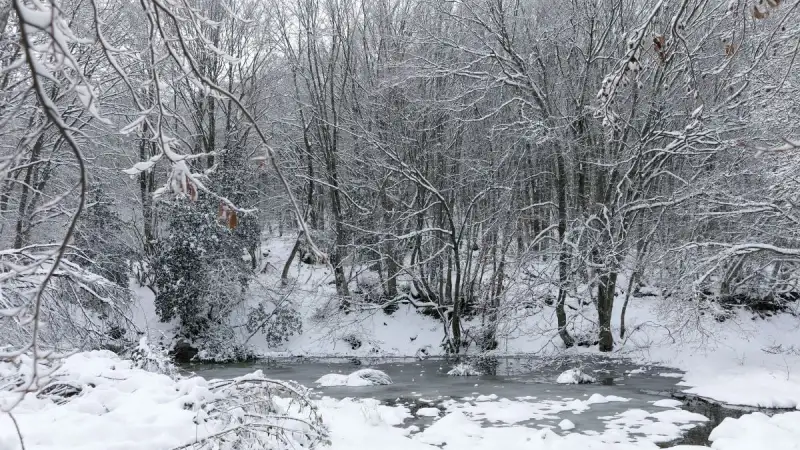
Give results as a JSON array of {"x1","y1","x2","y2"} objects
[{"x1": 186, "y1": 356, "x2": 755, "y2": 447}]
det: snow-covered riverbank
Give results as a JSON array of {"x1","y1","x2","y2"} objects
[{"x1": 2, "y1": 351, "x2": 799, "y2": 450}]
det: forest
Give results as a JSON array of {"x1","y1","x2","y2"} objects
[
  {"x1": 0, "y1": 0, "x2": 800, "y2": 450},
  {"x1": 3, "y1": 0, "x2": 800, "y2": 356},
  {"x1": 2, "y1": 0, "x2": 800, "y2": 448}
]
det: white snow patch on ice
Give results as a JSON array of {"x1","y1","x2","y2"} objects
[
  {"x1": 587, "y1": 393, "x2": 630, "y2": 404},
  {"x1": 315, "y1": 369, "x2": 392, "y2": 387},
  {"x1": 652, "y1": 399, "x2": 683, "y2": 408},
  {"x1": 416, "y1": 407, "x2": 440, "y2": 417},
  {"x1": 600, "y1": 408, "x2": 709, "y2": 443}
]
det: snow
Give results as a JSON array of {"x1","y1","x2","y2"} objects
[
  {"x1": 601, "y1": 408, "x2": 709, "y2": 443},
  {"x1": 708, "y1": 411, "x2": 800, "y2": 450},
  {"x1": 315, "y1": 368, "x2": 392, "y2": 387},
  {"x1": 0, "y1": 351, "x2": 321, "y2": 450},
  {"x1": 652, "y1": 399, "x2": 683, "y2": 408},
  {"x1": 680, "y1": 366, "x2": 800, "y2": 409},
  {"x1": 587, "y1": 394, "x2": 630, "y2": 404},
  {"x1": 6, "y1": 350, "x2": 800, "y2": 450},
  {"x1": 440, "y1": 393, "x2": 630, "y2": 424},
  {"x1": 416, "y1": 407, "x2": 440, "y2": 417},
  {"x1": 315, "y1": 396, "x2": 800, "y2": 450},
  {"x1": 414, "y1": 396, "x2": 709, "y2": 449},
  {"x1": 557, "y1": 368, "x2": 597, "y2": 384},
  {"x1": 559, "y1": 419, "x2": 576, "y2": 430}
]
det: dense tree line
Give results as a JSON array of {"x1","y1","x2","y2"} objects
[{"x1": 1, "y1": 0, "x2": 799, "y2": 363}]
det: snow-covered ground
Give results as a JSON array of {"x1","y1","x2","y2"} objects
[{"x1": 3, "y1": 351, "x2": 800, "y2": 450}]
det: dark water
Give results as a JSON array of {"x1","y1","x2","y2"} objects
[{"x1": 183, "y1": 356, "x2": 773, "y2": 447}]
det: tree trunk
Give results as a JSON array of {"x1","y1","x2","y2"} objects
[
  {"x1": 281, "y1": 231, "x2": 304, "y2": 283},
  {"x1": 13, "y1": 134, "x2": 45, "y2": 248},
  {"x1": 597, "y1": 271, "x2": 617, "y2": 352},
  {"x1": 555, "y1": 151, "x2": 575, "y2": 348},
  {"x1": 139, "y1": 120, "x2": 157, "y2": 255},
  {"x1": 619, "y1": 271, "x2": 637, "y2": 339}
]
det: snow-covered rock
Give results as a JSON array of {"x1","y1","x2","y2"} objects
[
  {"x1": 558, "y1": 419, "x2": 575, "y2": 430},
  {"x1": 447, "y1": 363, "x2": 482, "y2": 376},
  {"x1": 315, "y1": 368, "x2": 392, "y2": 387},
  {"x1": 415, "y1": 345, "x2": 432, "y2": 360},
  {"x1": 556, "y1": 368, "x2": 596, "y2": 384}
]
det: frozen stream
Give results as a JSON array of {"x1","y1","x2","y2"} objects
[{"x1": 186, "y1": 357, "x2": 756, "y2": 447}]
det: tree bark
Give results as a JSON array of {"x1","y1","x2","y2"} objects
[
  {"x1": 555, "y1": 151, "x2": 575, "y2": 348},
  {"x1": 597, "y1": 271, "x2": 618, "y2": 352}
]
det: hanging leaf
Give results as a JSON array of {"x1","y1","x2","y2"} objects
[{"x1": 228, "y1": 210, "x2": 239, "y2": 229}]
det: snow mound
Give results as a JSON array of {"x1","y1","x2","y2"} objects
[
  {"x1": 447, "y1": 363, "x2": 482, "y2": 376},
  {"x1": 709, "y1": 411, "x2": 800, "y2": 450},
  {"x1": 556, "y1": 368, "x2": 596, "y2": 384},
  {"x1": 315, "y1": 368, "x2": 392, "y2": 387},
  {"x1": 558, "y1": 419, "x2": 576, "y2": 430}
]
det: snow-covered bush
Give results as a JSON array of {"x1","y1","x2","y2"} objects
[
  {"x1": 127, "y1": 337, "x2": 178, "y2": 376},
  {"x1": 152, "y1": 199, "x2": 253, "y2": 351},
  {"x1": 315, "y1": 369, "x2": 392, "y2": 387},
  {"x1": 196, "y1": 372, "x2": 328, "y2": 449},
  {"x1": 556, "y1": 368, "x2": 596, "y2": 384},
  {"x1": 447, "y1": 363, "x2": 482, "y2": 376},
  {"x1": 194, "y1": 326, "x2": 257, "y2": 363}
]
